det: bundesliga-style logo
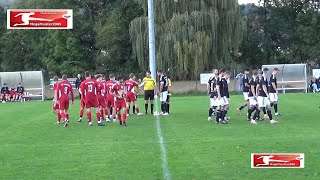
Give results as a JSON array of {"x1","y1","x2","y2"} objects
[
  {"x1": 7, "y1": 9, "x2": 73, "y2": 29},
  {"x1": 251, "y1": 153, "x2": 304, "y2": 168}
]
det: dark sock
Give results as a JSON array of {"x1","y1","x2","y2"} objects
[
  {"x1": 274, "y1": 104, "x2": 278, "y2": 113},
  {"x1": 216, "y1": 110, "x2": 220, "y2": 123},
  {"x1": 270, "y1": 102, "x2": 274, "y2": 107},
  {"x1": 161, "y1": 102, "x2": 165, "y2": 112},
  {"x1": 253, "y1": 107, "x2": 259, "y2": 120},
  {"x1": 163, "y1": 102, "x2": 167, "y2": 113},
  {"x1": 128, "y1": 106, "x2": 131, "y2": 114},
  {"x1": 248, "y1": 108, "x2": 254, "y2": 120},
  {"x1": 151, "y1": 104, "x2": 154, "y2": 114},
  {"x1": 267, "y1": 109, "x2": 273, "y2": 120},
  {"x1": 263, "y1": 107, "x2": 267, "y2": 115},
  {"x1": 133, "y1": 105, "x2": 135, "y2": 114},
  {"x1": 213, "y1": 106, "x2": 217, "y2": 114},
  {"x1": 239, "y1": 103, "x2": 247, "y2": 110},
  {"x1": 209, "y1": 108, "x2": 213, "y2": 117},
  {"x1": 167, "y1": 104, "x2": 170, "y2": 114},
  {"x1": 145, "y1": 104, "x2": 148, "y2": 114},
  {"x1": 220, "y1": 110, "x2": 226, "y2": 121}
]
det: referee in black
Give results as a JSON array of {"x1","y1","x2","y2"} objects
[{"x1": 75, "y1": 74, "x2": 84, "y2": 98}]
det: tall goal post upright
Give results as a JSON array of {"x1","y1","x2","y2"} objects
[{"x1": 148, "y1": 0, "x2": 156, "y2": 79}]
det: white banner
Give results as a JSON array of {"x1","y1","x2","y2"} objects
[
  {"x1": 312, "y1": 69, "x2": 320, "y2": 78},
  {"x1": 200, "y1": 73, "x2": 213, "y2": 84}
]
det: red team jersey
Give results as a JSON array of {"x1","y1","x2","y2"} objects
[
  {"x1": 80, "y1": 79, "x2": 99, "y2": 108},
  {"x1": 111, "y1": 83, "x2": 126, "y2": 110},
  {"x1": 124, "y1": 79, "x2": 138, "y2": 102},
  {"x1": 53, "y1": 82, "x2": 59, "y2": 110},
  {"x1": 56, "y1": 81, "x2": 74, "y2": 110},
  {"x1": 97, "y1": 80, "x2": 107, "y2": 108},
  {"x1": 105, "y1": 80, "x2": 116, "y2": 107}
]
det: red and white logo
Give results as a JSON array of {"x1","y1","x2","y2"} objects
[
  {"x1": 7, "y1": 9, "x2": 73, "y2": 29},
  {"x1": 251, "y1": 153, "x2": 304, "y2": 168}
]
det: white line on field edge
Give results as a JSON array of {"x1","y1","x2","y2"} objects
[{"x1": 154, "y1": 98, "x2": 171, "y2": 180}]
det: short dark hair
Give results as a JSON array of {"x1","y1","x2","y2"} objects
[
  {"x1": 129, "y1": 73, "x2": 135, "y2": 79},
  {"x1": 252, "y1": 70, "x2": 258, "y2": 76},
  {"x1": 274, "y1": 68, "x2": 279, "y2": 71},
  {"x1": 96, "y1": 74, "x2": 103, "y2": 79},
  {"x1": 219, "y1": 68, "x2": 225, "y2": 74},
  {"x1": 146, "y1": 70, "x2": 151, "y2": 74},
  {"x1": 4, "y1": 83, "x2": 7, "y2": 85},
  {"x1": 53, "y1": 76, "x2": 58, "y2": 82},
  {"x1": 109, "y1": 73, "x2": 115, "y2": 79},
  {"x1": 225, "y1": 70, "x2": 231, "y2": 75},
  {"x1": 157, "y1": 70, "x2": 163, "y2": 73},
  {"x1": 263, "y1": 68, "x2": 269, "y2": 72},
  {"x1": 62, "y1": 75, "x2": 67, "y2": 80},
  {"x1": 85, "y1": 71, "x2": 91, "y2": 78},
  {"x1": 244, "y1": 69, "x2": 250, "y2": 72},
  {"x1": 117, "y1": 75, "x2": 123, "y2": 81}
]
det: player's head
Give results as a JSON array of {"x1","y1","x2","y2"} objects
[
  {"x1": 53, "y1": 76, "x2": 58, "y2": 82},
  {"x1": 219, "y1": 68, "x2": 225, "y2": 76},
  {"x1": 263, "y1": 68, "x2": 269, "y2": 76},
  {"x1": 96, "y1": 74, "x2": 103, "y2": 81},
  {"x1": 85, "y1": 71, "x2": 91, "y2": 79},
  {"x1": 157, "y1": 70, "x2": 163, "y2": 76},
  {"x1": 146, "y1": 71, "x2": 151, "y2": 78},
  {"x1": 212, "y1": 69, "x2": 218, "y2": 75},
  {"x1": 273, "y1": 68, "x2": 279, "y2": 75},
  {"x1": 244, "y1": 69, "x2": 250, "y2": 75},
  {"x1": 77, "y1": 74, "x2": 81, "y2": 78},
  {"x1": 224, "y1": 71, "x2": 231, "y2": 79},
  {"x1": 109, "y1": 73, "x2": 115, "y2": 80},
  {"x1": 252, "y1": 70, "x2": 258, "y2": 77},
  {"x1": 3, "y1": 83, "x2": 7, "y2": 87},
  {"x1": 117, "y1": 75, "x2": 124, "y2": 83},
  {"x1": 11, "y1": 84, "x2": 15, "y2": 88},
  {"x1": 129, "y1": 73, "x2": 136, "y2": 80},
  {"x1": 62, "y1": 75, "x2": 68, "y2": 81},
  {"x1": 18, "y1": 83, "x2": 22, "y2": 87}
]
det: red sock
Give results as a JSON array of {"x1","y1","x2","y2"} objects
[
  {"x1": 57, "y1": 113, "x2": 61, "y2": 122},
  {"x1": 79, "y1": 109, "x2": 84, "y2": 117},
  {"x1": 87, "y1": 112, "x2": 92, "y2": 122},
  {"x1": 122, "y1": 113, "x2": 127, "y2": 122},
  {"x1": 136, "y1": 107, "x2": 140, "y2": 113},
  {"x1": 96, "y1": 112, "x2": 101, "y2": 122},
  {"x1": 100, "y1": 110, "x2": 104, "y2": 120},
  {"x1": 117, "y1": 113, "x2": 121, "y2": 121},
  {"x1": 66, "y1": 114, "x2": 69, "y2": 120},
  {"x1": 61, "y1": 112, "x2": 66, "y2": 119},
  {"x1": 105, "y1": 109, "x2": 109, "y2": 117}
]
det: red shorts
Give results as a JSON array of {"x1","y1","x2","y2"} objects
[
  {"x1": 98, "y1": 97, "x2": 107, "y2": 108},
  {"x1": 106, "y1": 95, "x2": 115, "y2": 108},
  {"x1": 85, "y1": 99, "x2": 99, "y2": 108},
  {"x1": 115, "y1": 100, "x2": 126, "y2": 112},
  {"x1": 52, "y1": 102, "x2": 59, "y2": 110},
  {"x1": 10, "y1": 93, "x2": 16, "y2": 97},
  {"x1": 59, "y1": 99, "x2": 70, "y2": 110},
  {"x1": 80, "y1": 99, "x2": 85, "y2": 108},
  {"x1": 16, "y1": 93, "x2": 23, "y2": 97},
  {"x1": 126, "y1": 92, "x2": 137, "y2": 102}
]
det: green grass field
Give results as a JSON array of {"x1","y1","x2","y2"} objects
[{"x1": 1, "y1": 93, "x2": 320, "y2": 179}]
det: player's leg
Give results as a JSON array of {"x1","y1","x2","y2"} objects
[
  {"x1": 248, "y1": 97, "x2": 258, "y2": 124},
  {"x1": 161, "y1": 91, "x2": 168, "y2": 115},
  {"x1": 121, "y1": 101, "x2": 128, "y2": 126},
  {"x1": 166, "y1": 95, "x2": 170, "y2": 114},
  {"x1": 144, "y1": 91, "x2": 149, "y2": 114},
  {"x1": 78, "y1": 100, "x2": 85, "y2": 122},
  {"x1": 150, "y1": 91, "x2": 155, "y2": 114},
  {"x1": 86, "y1": 101, "x2": 93, "y2": 126},
  {"x1": 270, "y1": 93, "x2": 280, "y2": 116},
  {"x1": 266, "y1": 98, "x2": 277, "y2": 124}
]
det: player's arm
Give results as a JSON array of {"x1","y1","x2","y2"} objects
[
  {"x1": 216, "y1": 83, "x2": 221, "y2": 98},
  {"x1": 251, "y1": 83, "x2": 256, "y2": 97},
  {"x1": 244, "y1": 79, "x2": 250, "y2": 88},
  {"x1": 54, "y1": 84, "x2": 59, "y2": 103},
  {"x1": 271, "y1": 79, "x2": 277, "y2": 93},
  {"x1": 262, "y1": 83, "x2": 269, "y2": 98}
]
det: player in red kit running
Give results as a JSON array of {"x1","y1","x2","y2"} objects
[
  {"x1": 80, "y1": 71, "x2": 104, "y2": 126},
  {"x1": 78, "y1": 80, "x2": 86, "y2": 122},
  {"x1": 105, "y1": 74, "x2": 117, "y2": 122},
  {"x1": 56, "y1": 75, "x2": 74, "y2": 127},
  {"x1": 52, "y1": 76, "x2": 61, "y2": 124},
  {"x1": 96, "y1": 74, "x2": 108, "y2": 122},
  {"x1": 124, "y1": 73, "x2": 143, "y2": 116},
  {"x1": 111, "y1": 75, "x2": 127, "y2": 126}
]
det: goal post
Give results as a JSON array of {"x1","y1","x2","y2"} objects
[
  {"x1": 262, "y1": 64, "x2": 308, "y2": 94},
  {"x1": 0, "y1": 71, "x2": 45, "y2": 101}
]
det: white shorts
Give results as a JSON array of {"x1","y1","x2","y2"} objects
[
  {"x1": 269, "y1": 93, "x2": 278, "y2": 102},
  {"x1": 217, "y1": 96, "x2": 229, "y2": 106},
  {"x1": 160, "y1": 91, "x2": 168, "y2": 102},
  {"x1": 249, "y1": 96, "x2": 258, "y2": 106},
  {"x1": 243, "y1": 92, "x2": 249, "y2": 101},
  {"x1": 258, "y1": 96, "x2": 270, "y2": 108},
  {"x1": 210, "y1": 98, "x2": 218, "y2": 107}
]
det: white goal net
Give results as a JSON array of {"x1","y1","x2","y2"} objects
[
  {"x1": 262, "y1": 64, "x2": 308, "y2": 93},
  {"x1": 0, "y1": 71, "x2": 45, "y2": 101}
]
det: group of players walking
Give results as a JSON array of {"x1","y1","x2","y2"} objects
[
  {"x1": 207, "y1": 68, "x2": 280, "y2": 125},
  {"x1": 52, "y1": 70, "x2": 171, "y2": 127}
]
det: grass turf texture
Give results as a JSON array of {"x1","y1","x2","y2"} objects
[{"x1": 0, "y1": 93, "x2": 319, "y2": 179}]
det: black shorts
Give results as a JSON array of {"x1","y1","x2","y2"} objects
[
  {"x1": 166, "y1": 95, "x2": 170, "y2": 102},
  {"x1": 144, "y1": 90, "x2": 154, "y2": 100}
]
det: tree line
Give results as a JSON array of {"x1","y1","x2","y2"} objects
[{"x1": 0, "y1": 0, "x2": 319, "y2": 80}]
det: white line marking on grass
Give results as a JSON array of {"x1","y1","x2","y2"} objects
[{"x1": 154, "y1": 98, "x2": 171, "y2": 180}]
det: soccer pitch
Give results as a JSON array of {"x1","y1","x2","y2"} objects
[{"x1": 1, "y1": 93, "x2": 319, "y2": 179}]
